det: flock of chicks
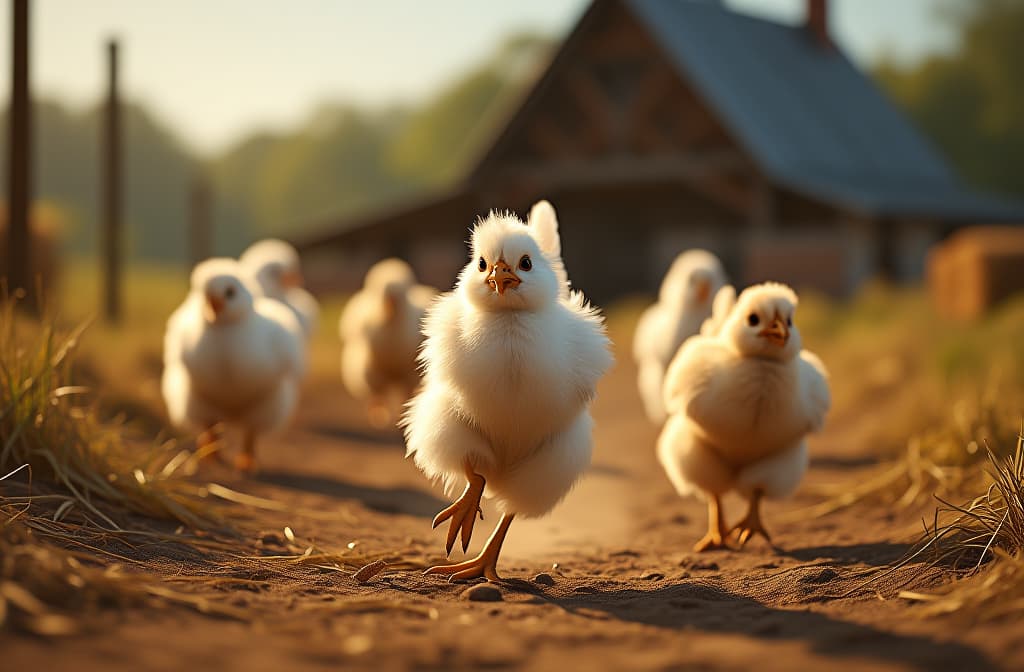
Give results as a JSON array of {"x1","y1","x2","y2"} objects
[{"x1": 161, "y1": 201, "x2": 830, "y2": 581}]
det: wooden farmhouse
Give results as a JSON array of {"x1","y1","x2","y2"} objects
[{"x1": 297, "y1": 0, "x2": 1023, "y2": 303}]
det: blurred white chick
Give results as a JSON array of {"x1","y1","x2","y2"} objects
[
  {"x1": 403, "y1": 207, "x2": 612, "y2": 581},
  {"x1": 339, "y1": 258, "x2": 437, "y2": 426},
  {"x1": 633, "y1": 250, "x2": 726, "y2": 424},
  {"x1": 240, "y1": 239, "x2": 320, "y2": 338},
  {"x1": 162, "y1": 258, "x2": 306, "y2": 472},
  {"x1": 658, "y1": 283, "x2": 830, "y2": 551},
  {"x1": 699, "y1": 284, "x2": 737, "y2": 338}
]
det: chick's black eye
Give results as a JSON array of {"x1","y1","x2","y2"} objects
[
  {"x1": 787, "y1": 315, "x2": 793, "y2": 327},
  {"x1": 747, "y1": 313, "x2": 760, "y2": 327},
  {"x1": 519, "y1": 255, "x2": 532, "y2": 272},
  {"x1": 478, "y1": 257, "x2": 487, "y2": 272},
  {"x1": 225, "y1": 286, "x2": 236, "y2": 300}
]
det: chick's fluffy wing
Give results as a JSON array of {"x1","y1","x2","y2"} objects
[
  {"x1": 798, "y1": 350, "x2": 831, "y2": 432},
  {"x1": 632, "y1": 303, "x2": 663, "y2": 363},
  {"x1": 258, "y1": 298, "x2": 306, "y2": 378},
  {"x1": 661, "y1": 335, "x2": 731, "y2": 419},
  {"x1": 699, "y1": 285, "x2": 736, "y2": 337}
]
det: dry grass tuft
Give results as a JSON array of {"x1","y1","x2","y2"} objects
[
  {"x1": 0, "y1": 301, "x2": 228, "y2": 530},
  {"x1": 784, "y1": 285, "x2": 1024, "y2": 518},
  {"x1": 0, "y1": 301, "x2": 433, "y2": 635},
  {"x1": 855, "y1": 432, "x2": 1024, "y2": 618}
]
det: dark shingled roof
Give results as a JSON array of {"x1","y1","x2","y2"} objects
[{"x1": 623, "y1": 0, "x2": 1023, "y2": 220}]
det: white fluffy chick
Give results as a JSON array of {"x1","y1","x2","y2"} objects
[
  {"x1": 162, "y1": 258, "x2": 306, "y2": 472},
  {"x1": 403, "y1": 208, "x2": 612, "y2": 581},
  {"x1": 240, "y1": 239, "x2": 320, "y2": 338},
  {"x1": 633, "y1": 250, "x2": 727, "y2": 424},
  {"x1": 657, "y1": 282, "x2": 830, "y2": 551},
  {"x1": 339, "y1": 258, "x2": 437, "y2": 426}
]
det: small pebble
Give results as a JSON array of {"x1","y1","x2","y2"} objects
[
  {"x1": 462, "y1": 584, "x2": 502, "y2": 602},
  {"x1": 641, "y1": 572, "x2": 665, "y2": 581},
  {"x1": 679, "y1": 559, "x2": 719, "y2": 571},
  {"x1": 532, "y1": 573, "x2": 555, "y2": 586},
  {"x1": 609, "y1": 549, "x2": 640, "y2": 557}
]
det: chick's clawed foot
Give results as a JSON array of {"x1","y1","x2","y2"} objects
[
  {"x1": 367, "y1": 399, "x2": 393, "y2": 429},
  {"x1": 233, "y1": 432, "x2": 258, "y2": 474},
  {"x1": 432, "y1": 472, "x2": 485, "y2": 555},
  {"x1": 424, "y1": 551, "x2": 502, "y2": 583},
  {"x1": 692, "y1": 529, "x2": 729, "y2": 553},
  {"x1": 729, "y1": 491, "x2": 771, "y2": 547},
  {"x1": 425, "y1": 513, "x2": 514, "y2": 583},
  {"x1": 195, "y1": 426, "x2": 226, "y2": 467}
]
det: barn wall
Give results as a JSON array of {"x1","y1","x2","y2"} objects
[
  {"x1": 892, "y1": 219, "x2": 940, "y2": 281},
  {"x1": 539, "y1": 183, "x2": 741, "y2": 304}
]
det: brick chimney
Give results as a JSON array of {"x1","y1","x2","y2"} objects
[{"x1": 806, "y1": 0, "x2": 831, "y2": 50}]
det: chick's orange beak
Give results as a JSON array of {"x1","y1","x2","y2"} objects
[
  {"x1": 282, "y1": 269, "x2": 303, "y2": 289},
  {"x1": 695, "y1": 279, "x2": 711, "y2": 303},
  {"x1": 205, "y1": 293, "x2": 225, "y2": 320},
  {"x1": 487, "y1": 260, "x2": 521, "y2": 296},
  {"x1": 758, "y1": 316, "x2": 789, "y2": 347}
]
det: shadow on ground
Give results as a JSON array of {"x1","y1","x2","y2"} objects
[
  {"x1": 256, "y1": 470, "x2": 446, "y2": 518},
  {"x1": 302, "y1": 423, "x2": 404, "y2": 448},
  {"x1": 514, "y1": 580, "x2": 992, "y2": 671},
  {"x1": 778, "y1": 541, "x2": 911, "y2": 567}
]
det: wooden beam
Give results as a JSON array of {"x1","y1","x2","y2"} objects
[
  {"x1": 627, "y1": 66, "x2": 675, "y2": 152},
  {"x1": 526, "y1": 116, "x2": 571, "y2": 159},
  {"x1": 492, "y1": 153, "x2": 753, "y2": 215},
  {"x1": 565, "y1": 69, "x2": 616, "y2": 153},
  {"x1": 101, "y1": 39, "x2": 122, "y2": 324},
  {"x1": 6, "y1": 0, "x2": 32, "y2": 309}
]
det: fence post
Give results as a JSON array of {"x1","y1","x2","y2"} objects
[
  {"x1": 101, "y1": 38, "x2": 122, "y2": 324},
  {"x1": 6, "y1": 0, "x2": 33, "y2": 310}
]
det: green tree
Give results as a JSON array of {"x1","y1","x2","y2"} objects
[{"x1": 875, "y1": 0, "x2": 1024, "y2": 198}]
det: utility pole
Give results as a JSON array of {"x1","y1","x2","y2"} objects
[
  {"x1": 6, "y1": 0, "x2": 32, "y2": 309},
  {"x1": 188, "y1": 175, "x2": 212, "y2": 268},
  {"x1": 101, "y1": 38, "x2": 122, "y2": 324}
]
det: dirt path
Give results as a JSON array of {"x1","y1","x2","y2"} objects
[{"x1": 4, "y1": 352, "x2": 1023, "y2": 671}]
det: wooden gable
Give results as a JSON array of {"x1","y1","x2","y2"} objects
[{"x1": 470, "y1": 0, "x2": 759, "y2": 216}]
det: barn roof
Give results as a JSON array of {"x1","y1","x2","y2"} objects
[{"x1": 617, "y1": 0, "x2": 1022, "y2": 220}]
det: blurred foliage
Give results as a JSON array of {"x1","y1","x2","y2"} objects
[
  {"x1": 874, "y1": 0, "x2": 1024, "y2": 198},
  {"x1": 789, "y1": 282, "x2": 1024, "y2": 516},
  {"x1": 0, "y1": 33, "x2": 551, "y2": 266},
  {"x1": 0, "y1": 101, "x2": 215, "y2": 263}
]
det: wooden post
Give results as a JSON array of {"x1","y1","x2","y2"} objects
[
  {"x1": 6, "y1": 0, "x2": 32, "y2": 308},
  {"x1": 188, "y1": 175, "x2": 212, "y2": 267},
  {"x1": 101, "y1": 39, "x2": 122, "y2": 324}
]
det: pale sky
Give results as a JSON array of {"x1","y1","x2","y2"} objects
[{"x1": 0, "y1": 0, "x2": 958, "y2": 155}]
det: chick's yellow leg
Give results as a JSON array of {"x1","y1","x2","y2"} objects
[
  {"x1": 425, "y1": 513, "x2": 514, "y2": 582},
  {"x1": 234, "y1": 430, "x2": 257, "y2": 474},
  {"x1": 730, "y1": 488, "x2": 771, "y2": 546},
  {"x1": 367, "y1": 397, "x2": 392, "y2": 428},
  {"x1": 431, "y1": 463, "x2": 485, "y2": 555},
  {"x1": 195, "y1": 424, "x2": 224, "y2": 466},
  {"x1": 693, "y1": 494, "x2": 728, "y2": 552}
]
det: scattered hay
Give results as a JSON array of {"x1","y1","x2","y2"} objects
[
  {"x1": 781, "y1": 388, "x2": 1020, "y2": 524},
  {"x1": 856, "y1": 433, "x2": 1024, "y2": 619},
  {"x1": 0, "y1": 306, "x2": 430, "y2": 636},
  {"x1": 782, "y1": 285, "x2": 1024, "y2": 520},
  {"x1": 1, "y1": 497, "x2": 431, "y2": 636},
  {"x1": 0, "y1": 303, "x2": 223, "y2": 530}
]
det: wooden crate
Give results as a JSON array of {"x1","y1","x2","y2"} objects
[{"x1": 927, "y1": 226, "x2": 1024, "y2": 321}]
